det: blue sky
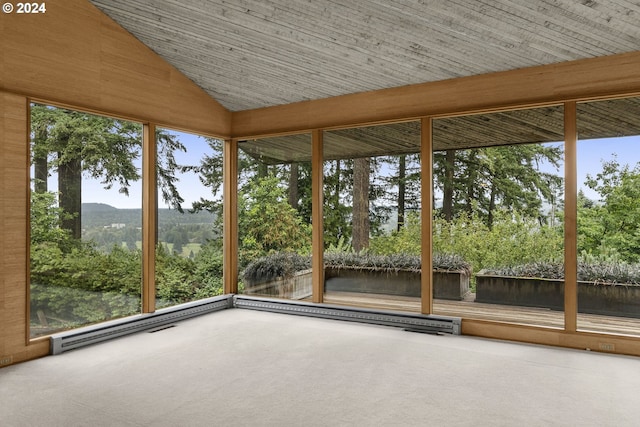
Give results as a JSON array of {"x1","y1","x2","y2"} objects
[{"x1": 61, "y1": 132, "x2": 640, "y2": 210}]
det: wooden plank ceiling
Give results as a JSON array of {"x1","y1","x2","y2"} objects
[
  {"x1": 88, "y1": 1, "x2": 640, "y2": 161},
  {"x1": 89, "y1": 0, "x2": 640, "y2": 112}
]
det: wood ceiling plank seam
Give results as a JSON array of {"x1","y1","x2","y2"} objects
[
  {"x1": 148, "y1": 16, "x2": 418, "y2": 101},
  {"x1": 547, "y1": 0, "x2": 640, "y2": 49},
  {"x1": 228, "y1": 0, "x2": 508, "y2": 83},
  {"x1": 220, "y1": 23, "x2": 438, "y2": 90},
  {"x1": 499, "y1": 0, "x2": 640, "y2": 55},
  {"x1": 96, "y1": 8, "x2": 528, "y2": 107},
  {"x1": 120, "y1": 1, "x2": 624, "y2": 74},
  {"x1": 452, "y1": 0, "x2": 625, "y2": 60},
  {"x1": 91, "y1": 0, "x2": 640, "y2": 113},
  {"x1": 478, "y1": 0, "x2": 640, "y2": 52},
  {"x1": 390, "y1": 0, "x2": 611, "y2": 66},
  {"x1": 321, "y1": 2, "x2": 532, "y2": 76}
]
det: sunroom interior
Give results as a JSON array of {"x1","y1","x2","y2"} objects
[{"x1": 3, "y1": 0, "x2": 640, "y2": 371}]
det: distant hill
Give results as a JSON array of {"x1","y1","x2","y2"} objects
[
  {"x1": 81, "y1": 204, "x2": 216, "y2": 228},
  {"x1": 82, "y1": 203, "x2": 119, "y2": 213}
]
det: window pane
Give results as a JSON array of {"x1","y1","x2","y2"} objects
[
  {"x1": 432, "y1": 106, "x2": 565, "y2": 328},
  {"x1": 577, "y1": 97, "x2": 640, "y2": 336},
  {"x1": 323, "y1": 122, "x2": 423, "y2": 311},
  {"x1": 155, "y1": 129, "x2": 224, "y2": 309},
  {"x1": 30, "y1": 104, "x2": 142, "y2": 338},
  {"x1": 237, "y1": 134, "x2": 313, "y2": 300}
]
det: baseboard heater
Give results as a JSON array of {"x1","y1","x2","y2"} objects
[
  {"x1": 234, "y1": 295, "x2": 461, "y2": 335},
  {"x1": 50, "y1": 295, "x2": 234, "y2": 355}
]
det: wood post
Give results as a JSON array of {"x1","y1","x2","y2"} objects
[
  {"x1": 312, "y1": 130, "x2": 324, "y2": 303},
  {"x1": 564, "y1": 102, "x2": 578, "y2": 332},
  {"x1": 421, "y1": 118, "x2": 434, "y2": 315},
  {"x1": 223, "y1": 139, "x2": 239, "y2": 294},
  {"x1": 142, "y1": 123, "x2": 157, "y2": 313}
]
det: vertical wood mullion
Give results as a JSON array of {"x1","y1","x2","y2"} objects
[
  {"x1": 564, "y1": 102, "x2": 578, "y2": 332},
  {"x1": 223, "y1": 139, "x2": 239, "y2": 294},
  {"x1": 142, "y1": 123, "x2": 156, "y2": 313},
  {"x1": 421, "y1": 118, "x2": 434, "y2": 315},
  {"x1": 312, "y1": 130, "x2": 324, "y2": 303}
]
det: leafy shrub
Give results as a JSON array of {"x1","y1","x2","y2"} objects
[
  {"x1": 242, "y1": 251, "x2": 471, "y2": 285},
  {"x1": 324, "y1": 252, "x2": 471, "y2": 275},
  {"x1": 242, "y1": 252, "x2": 311, "y2": 285},
  {"x1": 482, "y1": 260, "x2": 640, "y2": 285},
  {"x1": 238, "y1": 176, "x2": 312, "y2": 266},
  {"x1": 192, "y1": 241, "x2": 224, "y2": 299},
  {"x1": 370, "y1": 210, "x2": 563, "y2": 276}
]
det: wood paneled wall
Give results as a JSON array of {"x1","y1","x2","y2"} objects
[
  {"x1": 0, "y1": 93, "x2": 49, "y2": 365},
  {"x1": 0, "y1": 0, "x2": 230, "y2": 137},
  {"x1": 0, "y1": 0, "x2": 232, "y2": 365}
]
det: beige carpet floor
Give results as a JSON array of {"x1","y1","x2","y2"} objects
[{"x1": 1, "y1": 308, "x2": 640, "y2": 426}]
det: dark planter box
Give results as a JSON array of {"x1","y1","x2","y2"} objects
[
  {"x1": 475, "y1": 273, "x2": 640, "y2": 318},
  {"x1": 324, "y1": 268, "x2": 469, "y2": 300}
]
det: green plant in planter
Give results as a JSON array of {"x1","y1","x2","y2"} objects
[
  {"x1": 242, "y1": 252, "x2": 311, "y2": 285},
  {"x1": 242, "y1": 251, "x2": 472, "y2": 283},
  {"x1": 483, "y1": 259, "x2": 640, "y2": 285},
  {"x1": 322, "y1": 252, "x2": 471, "y2": 274}
]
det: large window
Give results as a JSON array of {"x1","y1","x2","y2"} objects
[
  {"x1": 155, "y1": 129, "x2": 224, "y2": 309},
  {"x1": 237, "y1": 134, "x2": 314, "y2": 300},
  {"x1": 322, "y1": 122, "x2": 422, "y2": 310},
  {"x1": 30, "y1": 104, "x2": 143, "y2": 337},
  {"x1": 577, "y1": 97, "x2": 640, "y2": 336},
  {"x1": 432, "y1": 106, "x2": 566, "y2": 328}
]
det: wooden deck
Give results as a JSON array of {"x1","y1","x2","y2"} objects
[{"x1": 320, "y1": 291, "x2": 640, "y2": 337}]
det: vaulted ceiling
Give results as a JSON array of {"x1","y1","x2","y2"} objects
[{"x1": 90, "y1": 0, "x2": 640, "y2": 112}]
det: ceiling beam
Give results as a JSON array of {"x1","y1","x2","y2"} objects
[{"x1": 231, "y1": 51, "x2": 640, "y2": 138}]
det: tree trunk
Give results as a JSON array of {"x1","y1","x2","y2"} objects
[
  {"x1": 34, "y1": 155, "x2": 48, "y2": 194},
  {"x1": 442, "y1": 150, "x2": 455, "y2": 221},
  {"x1": 257, "y1": 162, "x2": 268, "y2": 178},
  {"x1": 488, "y1": 183, "x2": 496, "y2": 230},
  {"x1": 288, "y1": 162, "x2": 299, "y2": 209},
  {"x1": 465, "y1": 150, "x2": 478, "y2": 215},
  {"x1": 397, "y1": 155, "x2": 406, "y2": 231},
  {"x1": 352, "y1": 157, "x2": 370, "y2": 252},
  {"x1": 334, "y1": 160, "x2": 341, "y2": 207},
  {"x1": 59, "y1": 154, "x2": 82, "y2": 239},
  {"x1": 33, "y1": 125, "x2": 49, "y2": 193}
]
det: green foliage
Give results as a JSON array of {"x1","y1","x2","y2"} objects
[
  {"x1": 371, "y1": 209, "x2": 563, "y2": 275},
  {"x1": 30, "y1": 243, "x2": 142, "y2": 327},
  {"x1": 30, "y1": 189, "x2": 224, "y2": 328},
  {"x1": 238, "y1": 176, "x2": 312, "y2": 264},
  {"x1": 324, "y1": 252, "x2": 471, "y2": 274},
  {"x1": 579, "y1": 159, "x2": 640, "y2": 263},
  {"x1": 31, "y1": 104, "x2": 142, "y2": 191},
  {"x1": 433, "y1": 144, "x2": 563, "y2": 227},
  {"x1": 192, "y1": 241, "x2": 224, "y2": 299},
  {"x1": 242, "y1": 250, "x2": 471, "y2": 286},
  {"x1": 325, "y1": 236, "x2": 354, "y2": 254},
  {"x1": 323, "y1": 159, "x2": 354, "y2": 248},
  {"x1": 435, "y1": 209, "x2": 563, "y2": 271},
  {"x1": 482, "y1": 259, "x2": 640, "y2": 285},
  {"x1": 30, "y1": 191, "x2": 77, "y2": 252},
  {"x1": 156, "y1": 242, "x2": 225, "y2": 307},
  {"x1": 369, "y1": 212, "x2": 422, "y2": 255},
  {"x1": 242, "y1": 252, "x2": 311, "y2": 285},
  {"x1": 155, "y1": 244, "x2": 197, "y2": 306}
]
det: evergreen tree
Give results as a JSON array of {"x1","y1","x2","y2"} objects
[{"x1": 30, "y1": 104, "x2": 185, "y2": 239}]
